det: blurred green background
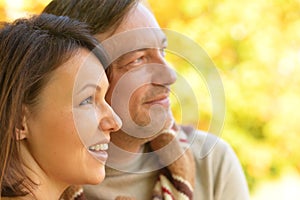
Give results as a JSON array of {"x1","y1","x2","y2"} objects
[{"x1": 1, "y1": 0, "x2": 300, "y2": 199}]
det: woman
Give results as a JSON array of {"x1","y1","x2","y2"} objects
[{"x1": 0, "y1": 13, "x2": 121, "y2": 199}]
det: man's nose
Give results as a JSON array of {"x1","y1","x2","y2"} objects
[{"x1": 150, "y1": 50, "x2": 177, "y2": 86}]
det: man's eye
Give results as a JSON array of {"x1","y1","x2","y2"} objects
[
  {"x1": 160, "y1": 48, "x2": 166, "y2": 57},
  {"x1": 129, "y1": 57, "x2": 144, "y2": 65},
  {"x1": 79, "y1": 96, "x2": 93, "y2": 106}
]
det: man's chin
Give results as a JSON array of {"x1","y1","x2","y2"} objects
[{"x1": 117, "y1": 129, "x2": 159, "y2": 144}]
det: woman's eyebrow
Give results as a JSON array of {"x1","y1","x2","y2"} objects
[{"x1": 76, "y1": 83, "x2": 101, "y2": 95}]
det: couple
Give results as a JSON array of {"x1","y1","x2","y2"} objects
[{"x1": 0, "y1": 0, "x2": 249, "y2": 199}]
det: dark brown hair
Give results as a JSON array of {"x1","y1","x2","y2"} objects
[
  {"x1": 0, "y1": 13, "x2": 106, "y2": 197},
  {"x1": 43, "y1": 0, "x2": 138, "y2": 35}
]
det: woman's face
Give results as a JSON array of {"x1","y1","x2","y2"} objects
[{"x1": 24, "y1": 48, "x2": 121, "y2": 185}]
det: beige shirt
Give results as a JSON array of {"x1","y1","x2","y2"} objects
[{"x1": 84, "y1": 127, "x2": 250, "y2": 200}]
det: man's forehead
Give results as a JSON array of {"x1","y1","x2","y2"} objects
[
  {"x1": 114, "y1": 3, "x2": 160, "y2": 34},
  {"x1": 95, "y1": 3, "x2": 161, "y2": 44},
  {"x1": 101, "y1": 28, "x2": 167, "y2": 64}
]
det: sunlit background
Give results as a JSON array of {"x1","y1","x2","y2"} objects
[{"x1": 1, "y1": 0, "x2": 300, "y2": 199}]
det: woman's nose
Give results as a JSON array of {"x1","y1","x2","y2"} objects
[{"x1": 98, "y1": 103, "x2": 122, "y2": 133}]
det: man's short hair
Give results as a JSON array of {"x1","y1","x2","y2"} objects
[{"x1": 43, "y1": 0, "x2": 139, "y2": 35}]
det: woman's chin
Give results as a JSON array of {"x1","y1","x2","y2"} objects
[{"x1": 84, "y1": 165, "x2": 105, "y2": 185}]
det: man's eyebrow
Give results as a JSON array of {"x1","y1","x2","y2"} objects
[
  {"x1": 116, "y1": 49, "x2": 145, "y2": 59},
  {"x1": 121, "y1": 38, "x2": 167, "y2": 56},
  {"x1": 113, "y1": 36, "x2": 168, "y2": 63},
  {"x1": 162, "y1": 37, "x2": 167, "y2": 46}
]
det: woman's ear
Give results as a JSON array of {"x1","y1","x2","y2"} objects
[{"x1": 15, "y1": 106, "x2": 30, "y2": 141}]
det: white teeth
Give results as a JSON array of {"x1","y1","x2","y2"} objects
[{"x1": 89, "y1": 143, "x2": 108, "y2": 151}]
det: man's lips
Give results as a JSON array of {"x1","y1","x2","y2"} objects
[{"x1": 143, "y1": 94, "x2": 170, "y2": 107}]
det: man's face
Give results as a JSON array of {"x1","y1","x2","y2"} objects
[{"x1": 96, "y1": 4, "x2": 177, "y2": 144}]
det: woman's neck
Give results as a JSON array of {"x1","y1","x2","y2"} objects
[{"x1": 17, "y1": 142, "x2": 68, "y2": 200}]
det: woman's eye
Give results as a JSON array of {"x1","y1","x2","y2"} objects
[{"x1": 79, "y1": 96, "x2": 93, "y2": 106}]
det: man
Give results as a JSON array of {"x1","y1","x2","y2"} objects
[{"x1": 44, "y1": 1, "x2": 250, "y2": 199}]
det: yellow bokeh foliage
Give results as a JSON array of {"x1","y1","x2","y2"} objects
[{"x1": 1, "y1": 0, "x2": 300, "y2": 194}]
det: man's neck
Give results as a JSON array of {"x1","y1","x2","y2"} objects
[
  {"x1": 107, "y1": 129, "x2": 149, "y2": 169},
  {"x1": 110, "y1": 130, "x2": 147, "y2": 153}
]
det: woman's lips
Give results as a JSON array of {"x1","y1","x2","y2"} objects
[{"x1": 88, "y1": 143, "x2": 109, "y2": 163}]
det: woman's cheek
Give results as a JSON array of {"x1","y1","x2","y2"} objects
[{"x1": 73, "y1": 108, "x2": 99, "y2": 146}]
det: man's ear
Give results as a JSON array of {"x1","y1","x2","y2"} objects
[{"x1": 15, "y1": 106, "x2": 30, "y2": 141}]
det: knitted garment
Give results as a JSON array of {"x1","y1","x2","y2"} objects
[
  {"x1": 116, "y1": 126, "x2": 195, "y2": 200},
  {"x1": 62, "y1": 127, "x2": 195, "y2": 200},
  {"x1": 60, "y1": 185, "x2": 86, "y2": 200},
  {"x1": 149, "y1": 127, "x2": 195, "y2": 200}
]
